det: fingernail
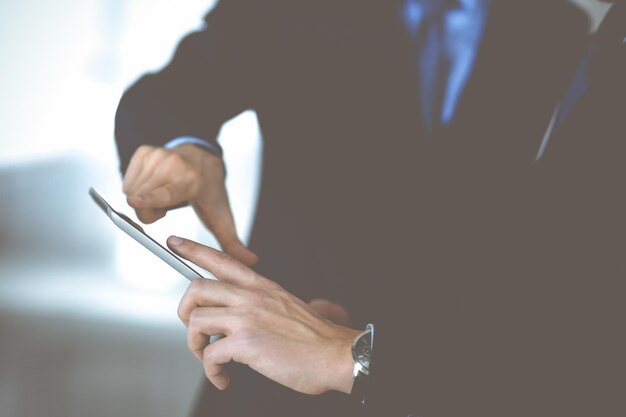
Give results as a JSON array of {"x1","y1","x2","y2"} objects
[{"x1": 169, "y1": 236, "x2": 183, "y2": 246}]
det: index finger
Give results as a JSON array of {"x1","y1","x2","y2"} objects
[{"x1": 167, "y1": 236, "x2": 258, "y2": 287}]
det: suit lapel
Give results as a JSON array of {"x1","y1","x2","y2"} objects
[
  {"x1": 539, "y1": 2, "x2": 626, "y2": 163},
  {"x1": 447, "y1": 1, "x2": 588, "y2": 165}
]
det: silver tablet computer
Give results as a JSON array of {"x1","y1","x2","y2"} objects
[{"x1": 89, "y1": 187, "x2": 207, "y2": 282}]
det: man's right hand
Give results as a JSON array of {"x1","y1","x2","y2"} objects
[{"x1": 123, "y1": 144, "x2": 258, "y2": 266}]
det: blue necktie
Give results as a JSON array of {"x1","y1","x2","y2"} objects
[{"x1": 407, "y1": 0, "x2": 459, "y2": 134}]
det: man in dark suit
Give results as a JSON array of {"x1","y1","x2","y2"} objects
[
  {"x1": 362, "y1": 5, "x2": 626, "y2": 412},
  {"x1": 163, "y1": 4, "x2": 625, "y2": 414},
  {"x1": 114, "y1": 1, "x2": 593, "y2": 416},
  {"x1": 116, "y1": 0, "x2": 587, "y2": 325}
]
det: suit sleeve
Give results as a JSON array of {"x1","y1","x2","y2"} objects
[{"x1": 114, "y1": 0, "x2": 258, "y2": 174}]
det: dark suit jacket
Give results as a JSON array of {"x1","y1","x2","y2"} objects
[
  {"x1": 115, "y1": 1, "x2": 601, "y2": 416},
  {"x1": 370, "y1": 4, "x2": 625, "y2": 417}
]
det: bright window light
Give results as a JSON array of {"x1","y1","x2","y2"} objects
[{"x1": 0, "y1": 0, "x2": 262, "y2": 321}]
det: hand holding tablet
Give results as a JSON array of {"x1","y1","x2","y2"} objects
[{"x1": 89, "y1": 187, "x2": 223, "y2": 343}]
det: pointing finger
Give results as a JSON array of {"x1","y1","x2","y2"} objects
[
  {"x1": 168, "y1": 236, "x2": 258, "y2": 286},
  {"x1": 193, "y1": 202, "x2": 258, "y2": 266}
]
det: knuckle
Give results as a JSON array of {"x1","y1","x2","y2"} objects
[
  {"x1": 155, "y1": 186, "x2": 173, "y2": 202},
  {"x1": 186, "y1": 170, "x2": 202, "y2": 185},
  {"x1": 154, "y1": 147, "x2": 168, "y2": 158},
  {"x1": 135, "y1": 145, "x2": 154, "y2": 158},
  {"x1": 177, "y1": 301, "x2": 187, "y2": 322},
  {"x1": 236, "y1": 307, "x2": 256, "y2": 328},
  {"x1": 164, "y1": 152, "x2": 185, "y2": 168},
  {"x1": 178, "y1": 286, "x2": 196, "y2": 321},
  {"x1": 188, "y1": 308, "x2": 201, "y2": 327},
  {"x1": 245, "y1": 288, "x2": 271, "y2": 307},
  {"x1": 188, "y1": 277, "x2": 206, "y2": 294},
  {"x1": 177, "y1": 310, "x2": 184, "y2": 323},
  {"x1": 214, "y1": 251, "x2": 232, "y2": 267},
  {"x1": 263, "y1": 278, "x2": 283, "y2": 292},
  {"x1": 148, "y1": 148, "x2": 168, "y2": 163},
  {"x1": 236, "y1": 328, "x2": 257, "y2": 348}
]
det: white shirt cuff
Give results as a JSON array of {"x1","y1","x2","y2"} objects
[{"x1": 164, "y1": 137, "x2": 222, "y2": 157}]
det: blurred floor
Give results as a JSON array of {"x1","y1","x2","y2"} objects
[
  {"x1": 0, "y1": 155, "x2": 206, "y2": 417},
  {"x1": 0, "y1": 307, "x2": 201, "y2": 417}
]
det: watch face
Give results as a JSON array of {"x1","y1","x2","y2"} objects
[{"x1": 354, "y1": 331, "x2": 371, "y2": 371}]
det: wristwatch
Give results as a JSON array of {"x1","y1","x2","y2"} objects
[{"x1": 351, "y1": 323, "x2": 374, "y2": 405}]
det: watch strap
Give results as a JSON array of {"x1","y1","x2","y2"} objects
[{"x1": 352, "y1": 367, "x2": 370, "y2": 405}]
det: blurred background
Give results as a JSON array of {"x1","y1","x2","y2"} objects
[{"x1": 0, "y1": 1, "x2": 612, "y2": 417}]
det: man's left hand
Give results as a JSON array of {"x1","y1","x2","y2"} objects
[{"x1": 167, "y1": 236, "x2": 359, "y2": 395}]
